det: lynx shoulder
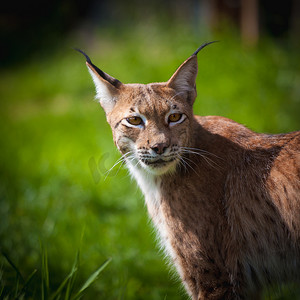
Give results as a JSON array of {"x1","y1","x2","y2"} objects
[{"x1": 78, "y1": 44, "x2": 300, "y2": 299}]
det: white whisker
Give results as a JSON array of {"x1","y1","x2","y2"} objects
[
  {"x1": 180, "y1": 147, "x2": 223, "y2": 171},
  {"x1": 181, "y1": 147, "x2": 223, "y2": 160},
  {"x1": 181, "y1": 150, "x2": 220, "y2": 170},
  {"x1": 104, "y1": 152, "x2": 134, "y2": 180},
  {"x1": 179, "y1": 156, "x2": 201, "y2": 177},
  {"x1": 178, "y1": 157, "x2": 188, "y2": 173}
]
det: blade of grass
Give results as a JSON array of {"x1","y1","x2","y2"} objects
[
  {"x1": 64, "y1": 251, "x2": 80, "y2": 300},
  {"x1": 17, "y1": 269, "x2": 37, "y2": 298},
  {"x1": 72, "y1": 258, "x2": 111, "y2": 300},
  {"x1": 1, "y1": 251, "x2": 24, "y2": 298},
  {"x1": 1, "y1": 251, "x2": 24, "y2": 282},
  {"x1": 41, "y1": 245, "x2": 50, "y2": 300},
  {"x1": 65, "y1": 228, "x2": 84, "y2": 300},
  {"x1": 50, "y1": 251, "x2": 80, "y2": 300},
  {"x1": 0, "y1": 285, "x2": 4, "y2": 298},
  {"x1": 50, "y1": 265, "x2": 78, "y2": 300},
  {"x1": 14, "y1": 275, "x2": 20, "y2": 298}
]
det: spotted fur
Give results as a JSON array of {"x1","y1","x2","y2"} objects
[{"x1": 81, "y1": 45, "x2": 300, "y2": 299}]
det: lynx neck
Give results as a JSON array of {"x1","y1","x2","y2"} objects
[{"x1": 126, "y1": 159, "x2": 161, "y2": 209}]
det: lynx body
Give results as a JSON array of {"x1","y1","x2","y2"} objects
[{"x1": 79, "y1": 44, "x2": 300, "y2": 299}]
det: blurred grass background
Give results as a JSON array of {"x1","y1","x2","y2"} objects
[{"x1": 0, "y1": 1, "x2": 300, "y2": 299}]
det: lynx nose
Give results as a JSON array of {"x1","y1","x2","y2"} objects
[{"x1": 151, "y1": 143, "x2": 169, "y2": 155}]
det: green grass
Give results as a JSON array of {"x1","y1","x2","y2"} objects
[
  {"x1": 0, "y1": 23, "x2": 299, "y2": 299},
  {"x1": 1, "y1": 247, "x2": 111, "y2": 299}
]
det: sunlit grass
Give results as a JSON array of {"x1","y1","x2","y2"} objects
[{"x1": 0, "y1": 23, "x2": 299, "y2": 299}]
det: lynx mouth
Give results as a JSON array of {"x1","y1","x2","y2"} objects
[
  {"x1": 139, "y1": 157, "x2": 178, "y2": 175},
  {"x1": 142, "y1": 158, "x2": 175, "y2": 166},
  {"x1": 144, "y1": 159, "x2": 169, "y2": 165}
]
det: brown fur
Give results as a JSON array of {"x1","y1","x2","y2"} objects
[{"x1": 82, "y1": 47, "x2": 300, "y2": 299}]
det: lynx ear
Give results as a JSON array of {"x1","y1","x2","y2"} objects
[
  {"x1": 75, "y1": 49, "x2": 122, "y2": 114},
  {"x1": 167, "y1": 55, "x2": 198, "y2": 100},
  {"x1": 167, "y1": 41, "x2": 217, "y2": 102}
]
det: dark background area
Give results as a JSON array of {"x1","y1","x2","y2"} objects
[{"x1": 1, "y1": 0, "x2": 299, "y2": 67}]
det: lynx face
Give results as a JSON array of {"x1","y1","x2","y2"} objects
[
  {"x1": 108, "y1": 84, "x2": 194, "y2": 175},
  {"x1": 79, "y1": 47, "x2": 203, "y2": 176}
]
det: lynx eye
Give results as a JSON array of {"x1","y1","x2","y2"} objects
[
  {"x1": 126, "y1": 116, "x2": 143, "y2": 126},
  {"x1": 168, "y1": 113, "x2": 182, "y2": 123}
]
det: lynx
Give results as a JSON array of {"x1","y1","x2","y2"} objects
[{"x1": 77, "y1": 43, "x2": 300, "y2": 299}]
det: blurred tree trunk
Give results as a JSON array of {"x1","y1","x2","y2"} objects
[
  {"x1": 291, "y1": 0, "x2": 300, "y2": 45},
  {"x1": 207, "y1": 0, "x2": 260, "y2": 46},
  {"x1": 240, "y1": 0, "x2": 259, "y2": 46}
]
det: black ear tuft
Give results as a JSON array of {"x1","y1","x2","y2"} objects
[
  {"x1": 74, "y1": 48, "x2": 122, "y2": 88},
  {"x1": 192, "y1": 41, "x2": 219, "y2": 56},
  {"x1": 74, "y1": 48, "x2": 93, "y2": 64}
]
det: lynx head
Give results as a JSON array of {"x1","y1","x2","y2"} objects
[{"x1": 78, "y1": 42, "x2": 215, "y2": 176}]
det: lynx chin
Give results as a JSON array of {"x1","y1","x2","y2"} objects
[{"x1": 77, "y1": 43, "x2": 300, "y2": 300}]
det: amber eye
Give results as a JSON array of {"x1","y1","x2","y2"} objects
[
  {"x1": 168, "y1": 113, "x2": 182, "y2": 123},
  {"x1": 126, "y1": 116, "x2": 143, "y2": 126}
]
